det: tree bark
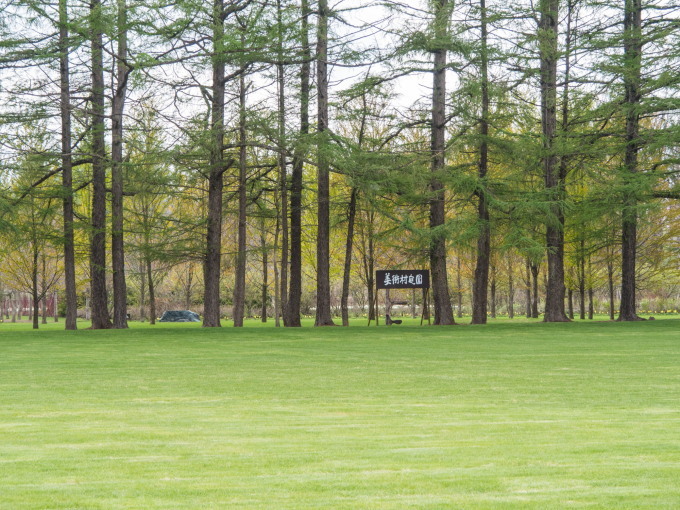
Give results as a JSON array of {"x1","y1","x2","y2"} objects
[
  {"x1": 89, "y1": 0, "x2": 111, "y2": 329},
  {"x1": 490, "y1": 268, "x2": 496, "y2": 319},
  {"x1": 273, "y1": 207, "x2": 281, "y2": 327},
  {"x1": 456, "y1": 256, "x2": 463, "y2": 318},
  {"x1": 277, "y1": 0, "x2": 288, "y2": 321},
  {"x1": 507, "y1": 255, "x2": 514, "y2": 319},
  {"x1": 525, "y1": 259, "x2": 532, "y2": 317},
  {"x1": 429, "y1": 0, "x2": 455, "y2": 325},
  {"x1": 314, "y1": 0, "x2": 334, "y2": 326},
  {"x1": 568, "y1": 288, "x2": 574, "y2": 319},
  {"x1": 184, "y1": 264, "x2": 194, "y2": 310},
  {"x1": 11, "y1": 293, "x2": 17, "y2": 323},
  {"x1": 59, "y1": 0, "x2": 77, "y2": 331},
  {"x1": 261, "y1": 228, "x2": 268, "y2": 322},
  {"x1": 618, "y1": 0, "x2": 644, "y2": 321},
  {"x1": 531, "y1": 262, "x2": 540, "y2": 318},
  {"x1": 539, "y1": 0, "x2": 569, "y2": 322},
  {"x1": 41, "y1": 254, "x2": 48, "y2": 325},
  {"x1": 139, "y1": 263, "x2": 146, "y2": 320},
  {"x1": 472, "y1": 0, "x2": 490, "y2": 325},
  {"x1": 360, "y1": 209, "x2": 377, "y2": 322},
  {"x1": 579, "y1": 242, "x2": 586, "y2": 319},
  {"x1": 285, "y1": 0, "x2": 310, "y2": 328},
  {"x1": 608, "y1": 260, "x2": 615, "y2": 320},
  {"x1": 341, "y1": 188, "x2": 357, "y2": 326},
  {"x1": 233, "y1": 72, "x2": 247, "y2": 327},
  {"x1": 203, "y1": 0, "x2": 226, "y2": 328},
  {"x1": 146, "y1": 258, "x2": 155, "y2": 325},
  {"x1": 32, "y1": 244, "x2": 39, "y2": 330},
  {"x1": 111, "y1": 0, "x2": 129, "y2": 329}
]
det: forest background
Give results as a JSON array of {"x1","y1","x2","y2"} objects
[{"x1": 0, "y1": 0, "x2": 678, "y2": 329}]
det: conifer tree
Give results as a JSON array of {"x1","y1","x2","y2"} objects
[
  {"x1": 59, "y1": 0, "x2": 78, "y2": 330},
  {"x1": 539, "y1": 0, "x2": 569, "y2": 322},
  {"x1": 89, "y1": 0, "x2": 112, "y2": 329},
  {"x1": 315, "y1": 0, "x2": 335, "y2": 326},
  {"x1": 429, "y1": 0, "x2": 455, "y2": 325}
]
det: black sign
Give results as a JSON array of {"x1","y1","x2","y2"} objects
[{"x1": 376, "y1": 270, "x2": 430, "y2": 289}]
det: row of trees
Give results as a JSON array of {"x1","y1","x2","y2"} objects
[{"x1": 0, "y1": 0, "x2": 678, "y2": 329}]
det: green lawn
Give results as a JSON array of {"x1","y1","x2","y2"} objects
[{"x1": 1, "y1": 320, "x2": 679, "y2": 508}]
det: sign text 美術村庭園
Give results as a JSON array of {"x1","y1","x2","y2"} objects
[{"x1": 376, "y1": 270, "x2": 430, "y2": 289}]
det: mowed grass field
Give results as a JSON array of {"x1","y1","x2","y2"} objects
[{"x1": 1, "y1": 319, "x2": 679, "y2": 509}]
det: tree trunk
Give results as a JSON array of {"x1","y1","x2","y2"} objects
[
  {"x1": 184, "y1": 264, "x2": 194, "y2": 310},
  {"x1": 507, "y1": 255, "x2": 514, "y2": 319},
  {"x1": 367, "y1": 212, "x2": 376, "y2": 321},
  {"x1": 42, "y1": 294, "x2": 48, "y2": 325},
  {"x1": 41, "y1": 254, "x2": 48, "y2": 325},
  {"x1": 618, "y1": 0, "x2": 644, "y2": 321},
  {"x1": 490, "y1": 269, "x2": 496, "y2": 319},
  {"x1": 89, "y1": 0, "x2": 111, "y2": 330},
  {"x1": 32, "y1": 245, "x2": 39, "y2": 330},
  {"x1": 579, "y1": 244, "x2": 586, "y2": 319},
  {"x1": 568, "y1": 288, "x2": 574, "y2": 319},
  {"x1": 341, "y1": 188, "x2": 358, "y2": 326},
  {"x1": 314, "y1": 0, "x2": 334, "y2": 326},
  {"x1": 111, "y1": 0, "x2": 129, "y2": 329},
  {"x1": 261, "y1": 229, "x2": 268, "y2": 322},
  {"x1": 472, "y1": 0, "x2": 490, "y2": 325},
  {"x1": 531, "y1": 262, "x2": 540, "y2": 318},
  {"x1": 147, "y1": 258, "x2": 156, "y2": 325},
  {"x1": 202, "y1": 0, "x2": 226, "y2": 328},
  {"x1": 139, "y1": 264, "x2": 146, "y2": 320},
  {"x1": 59, "y1": 0, "x2": 77, "y2": 331},
  {"x1": 525, "y1": 259, "x2": 532, "y2": 317},
  {"x1": 429, "y1": 0, "x2": 455, "y2": 326},
  {"x1": 233, "y1": 72, "x2": 247, "y2": 327},
  {"x1": 285, "y1": 0, "x2": 310, "y2": 328},
  {"x1": 608, "y1": 260, "x2": 615, "y2": 320},
  {"x1": 277, "y1": 0, "x2": 288, "y2": 321},
  {"x1": 359, "y1": 208, "x2": 377, "y2": 322},
  {"x1": 539, "y1": 0, "x2": 569, "y2": 322},
  {"x1": 456, "y1": 256, "x2": 463, "y2": 318},
  {"x1": 274, "y1": 204, "x2": 281, "y2": 327}
]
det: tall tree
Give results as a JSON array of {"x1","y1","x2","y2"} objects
[
  {"x1": 471, "y1": 0, "x2": 490, "y2": 325},
  {"x1": 341, "y1": 187, "x2": 357, "y2": 326},
  {"x1": 59, "y1": 0, "x2": 77, "y2": 330},
  {"x1": 233, "y1": 70, "x2": 248, "y2": 327},
  {"x1": 314, "y1": 0, "x2": 335, "y2": 326},
  {"x1": 285, "y1": 0, "x2": 311, "y2": 327},
  {"x1": 618, "y1": 0, "x2": 643, "y2": 321},
  {"x1": 429, "y1": 0, "x2": 455, "y2": 325},
  {"x1": 202, "y1": 0, "x2": 243, "y2": 327},
  {"x1": 89, "y1": 0, "x2": 111, "y2": 329},
  {"x1": 111, "y1": 0, "x2": 129, "y2": 329},
  {"x1": 539, "y1": 0, "x2": 569, "y2": 322},
  {"x1": 276, "y1": 0, "x2": 289, "y2": 323}
]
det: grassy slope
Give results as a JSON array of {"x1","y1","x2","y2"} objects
[{"x1": 1, "y1": 320, "x2": 679, "y2": 509}]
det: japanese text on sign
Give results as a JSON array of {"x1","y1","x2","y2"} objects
[{"x1": 376, "y1": 270, "x2": 430, "y2": 289}]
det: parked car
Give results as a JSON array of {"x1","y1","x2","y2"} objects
[{"x1": 158, "y1": 310, "x2": 201, "y2": 322}]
